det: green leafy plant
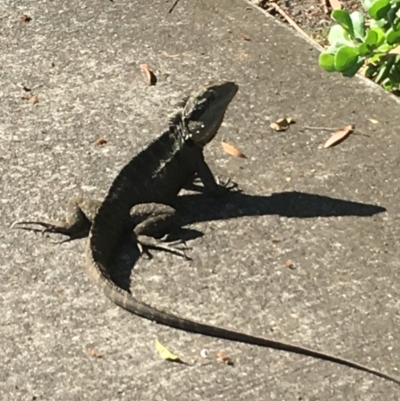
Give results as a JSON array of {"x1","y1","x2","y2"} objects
[{"x1": 319, "y1": 0, "x2": 400, "y2": 91}]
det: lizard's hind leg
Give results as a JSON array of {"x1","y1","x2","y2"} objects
[{"x1": 12, "y1": 197, "x2": 101, "y2": 241}]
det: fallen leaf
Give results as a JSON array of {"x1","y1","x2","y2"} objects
[
  {"x1": 216, "y1": 352, "x2": 234, "y2": 366},
  {"x1": 89, "y1": 348, "x2": 102, "y2": 358},
  {"x1": 163, "y1": 52, "x2": 180, "y2": 58},
  {"x1": 328, "y1": 0, "x2": 342, "y2": 9},
  {"x1": 140, "y1": 63, "x2": 157, "y2": 86},
  {"x1": 221, "y1": 141, "x2": 247, "y2": 158},
  {"x1": 95, "y1": 137, "x2": 107, "y2": 145},
  {"x1": 368, "y1": 118, "x2": 378, "y2": 124},
  {"x1": 241, "y1": 34, "x2": 251, "y2": 41},
  {"x1": 323, "y1": 124, "x2": 354, "y2": 148},
  {"x1": 271, "y1": 237, "x2": 281, "y2": 243},
  {"x1": 20, "y1": 14, "x2": 32, "y2": 22},
  {"x1": 270, "y1": 117, "x2": 295, "y2": 132},
  {"x1": 155, "y1": 339, "x2": 182, "y2": 362}
]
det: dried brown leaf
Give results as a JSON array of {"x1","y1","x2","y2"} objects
[
  {"x1": 216, "y1": 352, "x2": 234, "y2": 366},
  {"x1": 221, "y1": 141, "x2": 247, "y2": 158},
  {"x1": 323, "y1": 124, "x2": 354, "y2": 148},
  {"x1": 329, "y1": 0, "x2": 342, "y2": 9},
  {"x1": 95, "y1": 137, "x2": 107, "y2": 146},
  {"x1": 140, "y1": 63, "x2": 157, "y2": 86},
  {"x1": 241, "y1": 34, "x2": 251, "y2": 41},
  {"x1": 20, "y1": 14, "x2": 32, "y2": 22},
  {"x1": 89, "y1": 349, "x2": 102, "y2": 358}
]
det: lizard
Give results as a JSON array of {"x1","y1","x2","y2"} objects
[{"x1": 15, "y1": 81, "x2": 400, "y2": 386}]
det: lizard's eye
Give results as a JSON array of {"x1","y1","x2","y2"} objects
[{"x1": 187, "y1": 94, "x2": 214, "y2": 121}]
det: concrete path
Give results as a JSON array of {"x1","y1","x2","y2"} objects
[{"x1": 1, "y1": 0, "x2": 400, "y2": 400}]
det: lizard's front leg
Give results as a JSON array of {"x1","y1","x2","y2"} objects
[
  {"x1": 194, "y1": 152, "x2": 239, "y2": 197},
  {"x1": 12, "y1": 197, "x2": 101, "y2": 241}
]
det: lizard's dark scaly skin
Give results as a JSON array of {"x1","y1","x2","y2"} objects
[{"x1": 16, "y1": 82, "x2": 400, "y2": 386}]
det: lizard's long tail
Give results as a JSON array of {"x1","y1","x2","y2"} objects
[{"x1": 88, "y1": 218, "x2": 400, "y2": 386}]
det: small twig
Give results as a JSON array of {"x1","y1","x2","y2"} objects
[
  {"x1": 352, "y1": 131, "x2": 370, "y2": 138},
  {"x1": 269, "y1": 2, "x2": 324, "y2": 51},
  {"x1": 168, "y1": 0, "x2": 181, "y2": 13},
  {"x1": 302, "y1": 126, "x2": 339, "y2": 131}
]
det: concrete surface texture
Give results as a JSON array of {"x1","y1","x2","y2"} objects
[{"x1": 1, "y1": 0, "x2": 400, "y2": 400}]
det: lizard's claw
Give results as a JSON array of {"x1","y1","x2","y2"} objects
[
  {"x1": 12, "y1": 221, "x2": 88, "y2": 241},
  {"x1": 216, "y1": 177, "x2": 241, "y2": 193},
  {"x1": 12, "y1": 221, "x2": 60, "y2": 235},
  {"x1": 136, "y1": 235, "x2": 192, "y2": 260}
]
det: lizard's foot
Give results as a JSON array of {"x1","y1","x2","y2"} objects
[
  {"x1": 216, "y1": 176, "x2": 240, "y2": 192},
  {"x1": 12, "y1": 220, "x2": 89, "y2": 241},
  {"x1": 207, "y1": 177, "x2": 241, "y2": 198},
  {"x1": 189, "y1": 176, "x2": 241, "y2": 196},
  {"x1": 136, "y1": 235, "x2": 192, "y2": 261}
]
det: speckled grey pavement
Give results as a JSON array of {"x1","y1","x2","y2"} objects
[{"x1": 2, "y1": 0, "x2": 400, "y2": 400}]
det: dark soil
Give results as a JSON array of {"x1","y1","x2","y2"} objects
[{"x1": 257, "y1": 0, "x2": 363, "y2": 46}]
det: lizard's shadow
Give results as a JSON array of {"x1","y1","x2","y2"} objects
[
  {"x1": 110, "y1": 190, "x2": 385, "y2": 291},
  {"x1": 176, "y1": 190, "x2": 385, "y2": 224}
]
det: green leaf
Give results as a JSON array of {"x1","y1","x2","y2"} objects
[
  {"x1": 319, "y1": 52, "x2": 336, "y2": 72},
  {"x1": 365, "y1": 64, "x2": 379, "y2": 78},
  {"x1": 382, "y1": 80, "x2": 394, "y2": 90},
  {"x1": 332, "y1": 10, "x2": 354, "y2": 37},
  {"x1": 334, "y1": 46, "x2": 360, "y2": 72},
  {"x1": 386, "y1": 6, "x2": 398, "y2": 25},
  {"x1": 326, "y1": 40, "x2": 355, "y2": 54},
  {"x1": 358, "y1": 43, "x2": 372, "y2": 56},
  {"x1": 386, "y1": 28, "x2": 400, "y2": 45},
  {"x1": 364, "y1": 29, "x2": 378, "y2": 45},
  {"x1": 361, "y1": 0, "x2": 375, "y2": 11},
  {"x1": 389, "y1": 66, "x2": 400, "y2": 83},
  {"x1": 351, "y1": 11, "x2": 365, "y2": 40},
  {"x1": 368, "y1": 0, "x2": 391, "y2": 20},
  {"x1": 365, "y1": 28, "x2": 385, "y2": 47},
  {"x1": 342, "y1": 60, "x2": 365, "y2": 77},
  {"x1": 369, "y1": 53, "x2": 383, "y2": 63},
  {"x1": 386, "y1": 22, "x2": 400, "y2": 45},
  {"x1": 376, "y1": 42, "x2": 392, "y2": 53},
  {"x1": 328, "y1": 25, "x2": 348, "y2": 45},
  {"x1": 375, "y1": 58, "x2": 394, "y2": 83}
]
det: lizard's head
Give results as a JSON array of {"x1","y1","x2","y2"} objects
[{"x1": 183, "y1": 81, "x2": 238, "y2": 147}]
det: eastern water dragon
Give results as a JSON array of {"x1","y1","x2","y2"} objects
[{"x1": 15, "y1": 81, "x2": 400, "y2": 386}]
